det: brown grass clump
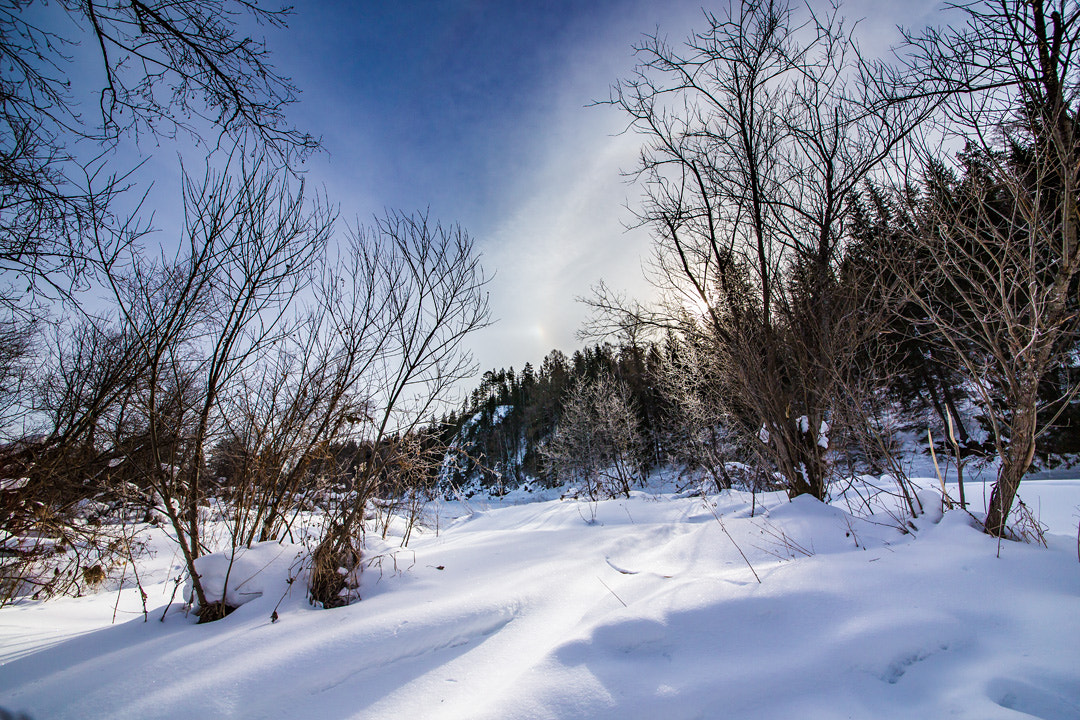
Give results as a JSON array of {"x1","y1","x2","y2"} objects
[{"x1": 196, "y1": 600, "x2": 237, "y2": 624}]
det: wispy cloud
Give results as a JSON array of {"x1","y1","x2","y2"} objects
[{"x1": 276, "y1": 0, "x2": 942, "y2": 376}]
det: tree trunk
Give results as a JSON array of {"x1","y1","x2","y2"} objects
[
  {"x1": 984, "y1": 399, "x2": 1038, "y2": 537},
  {"x1": 775, "y1": 420, "x2": 828, "y2": 502}
]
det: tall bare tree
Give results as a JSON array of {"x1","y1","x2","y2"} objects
[
  {"x1": 0, "y1": 0, "x2": 315, "y2": 314},
  {"x1": 98, "y1": 151, "x2": 330, "y2": 616},
  {"x1": 597, "y1": 0, "x2": 923, "y2": 500},
  {"x1": 887, "y1": 0, "x2": 1080, "y2": 536},
  {"x1": 308, "y1": 211, "x2": 490, "y2": 608},
  {"x1": 541, "y1": 373, "x2": 644, "y2": 500}
]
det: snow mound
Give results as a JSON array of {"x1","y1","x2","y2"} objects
[
  {"x1": 1, "y1": 478, "x2": 1077, "y2": 720},
  {"x1": 183, "y1": 541, "x2": 308, "y2": 611}
]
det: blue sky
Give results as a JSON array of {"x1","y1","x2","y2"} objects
[
  {"x1": 272, "y1": 0, "x2": 713, "y2": 375},
  {"x1": 116, "y1": 1, "x2": 940, "y2": 377},
  {"x1": 280, "y1": 1, "x2": 689, "y2": 220}
]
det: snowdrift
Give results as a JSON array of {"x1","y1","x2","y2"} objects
[{"x1": 0, "y1": 478, "x2": 1077, "y2": 719}]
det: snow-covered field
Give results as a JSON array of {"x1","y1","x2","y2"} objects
[{"x1": 1, "y1": 477, "x2": 1078, "y2": 719}]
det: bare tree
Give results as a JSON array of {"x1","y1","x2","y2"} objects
[
  {"x1": 0, "y1": 0, "x2": 315, "y2": 314},
  {"x1": 209, "y1": 232, "x2": 391, "y2": 551},
  {"x1": 887, "y1": 0, "x2": 1080, "y2": 536},
  {"x1": 541, "y1": 373, "x2": 644, "y2": 500},
  {"x1": 97, "y1": 150, "x2": 331, "y2": 618},
  {"x1": 8, "y1": 190, "x2": 487, "y2": 616},
  {"x1": 0, "y1": 313, "x2": 35, "y2": 433},
  {"x1": 597, "y1": 0, "x2": 922, "y2": 500},
  {"x1": 307, "y1": 211, "x2": 490, "y2": 608},
  {"x1": 0, "y1": 314, "x2": 154, "y2": 606},
  {"x1": 650, "y1": 325, "x2": 754, "y2": 492}
]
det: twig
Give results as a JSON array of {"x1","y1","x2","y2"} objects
[
  {"x1": 128, "y1": 544, "x2": 148, "y2": 622},
  {"x1": 596, "y1": 576, "x2": 627, "y2": 607},
  {"x1": 270, "y1": 557, "x2": 305, "y2": 623},
  {"x1": 112, "y1": 563, "x2": 127, "y2": 624},
  {"x1": 946, "y1": 410, "x2": 967, "y2": 509},
  {"x1": 159, "y1": 574, "x2": 183, "y2": 623},
  {"x1": 752, "y1": 517, "x2": 814, "y2": 560},
  {"x1": 927, "y1": 429, "x2": 949, "y2": 511},
  {"x1": 705, "y1": 500, "x2": 760, "y2": 583}
]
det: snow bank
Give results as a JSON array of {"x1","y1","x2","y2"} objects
[
  {"x1": 183, "y1": 541, "x2": 308, "y2": 611},
  {"x1": 1, "y1": 478, "x2": 1077, "y2": 720}
]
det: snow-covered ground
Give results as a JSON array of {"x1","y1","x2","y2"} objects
[{"x1": 1, "y1": 477, "x2": 1078, "y2": 719}]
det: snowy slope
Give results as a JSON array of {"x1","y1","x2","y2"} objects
[{"x1": 1, "y1": 479, "x2": 1078, "y2": 719}]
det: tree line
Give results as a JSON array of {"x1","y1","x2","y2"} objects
[
  {"x1": 1, "y1": 0, "x2": 1078, "y2": 617},
  {"x1": 450, "y1": 0, "x2": 1080, "y2": 539},
  {"x1": 589, "y1": 0, "x2": 1080, "y2": 538},
  {"x1": 0, "y1": 1, "x2": 489, "y2": 614}
]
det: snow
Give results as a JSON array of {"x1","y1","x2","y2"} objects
[
  {"x1": 182, "y1": 541, "x2": 308, "y2": 610},
  {"x1": 1, "y1": 477, "x2": 1078, "y2": 719},
  {"x1": 492, "y1": 404, "x2": 513, "y2": 423},
  {"x1": 818, "y1": 419, "x2": 830, "y2": 449},
  {"x1": 0, "y1": 476, "x2": 28, "y2": 490}
]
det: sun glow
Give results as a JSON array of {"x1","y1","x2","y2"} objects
[{"x1": 682, "y1": 293, "x2": 712, "y2": 319}]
